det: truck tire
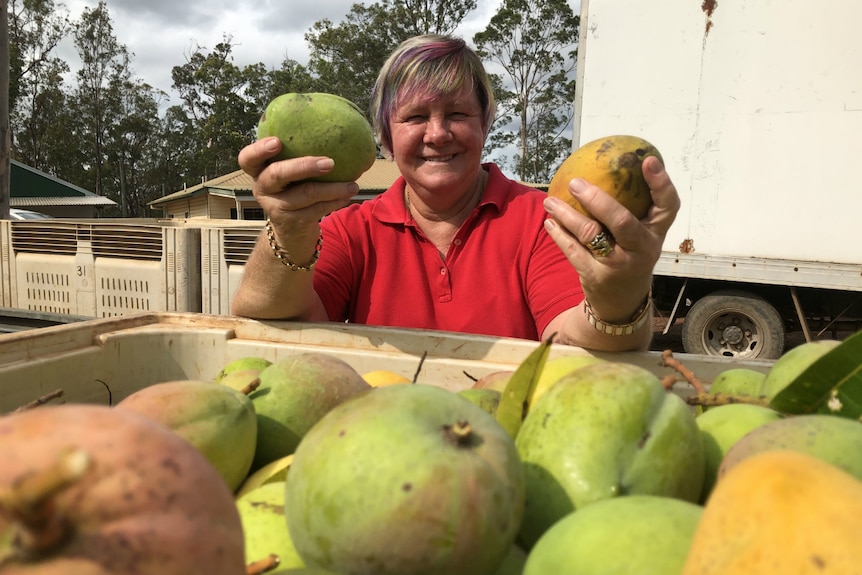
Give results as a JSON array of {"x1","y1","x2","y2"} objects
[{"x1": 681, "y1": 290, "x2": 785, "y2": 359}]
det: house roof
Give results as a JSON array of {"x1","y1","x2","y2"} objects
[
  {"x1": 10, "y1": 160, "x2": 117, "y2": 207},
  {"x1": 149, "y1": 159, "x2": 403, "y2": 207}
]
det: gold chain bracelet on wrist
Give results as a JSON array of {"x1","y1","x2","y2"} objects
[
  {"x1": 265, "y1": 218, "x2": 323, "y2": 271},
  {"x1": 584, "y1": 294, "x2": 652, "y2": 336}
]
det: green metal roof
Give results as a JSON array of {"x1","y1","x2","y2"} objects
[{"x1": 9, "y1": 160, "x2": 116, "y2": 205}]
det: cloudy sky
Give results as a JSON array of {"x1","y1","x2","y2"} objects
[{"x1": 57, "y1": 0, "x2": 580, "y2": 107}]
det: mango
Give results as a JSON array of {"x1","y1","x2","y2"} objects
[
  {"x1": 216, "y1": 356, "x2": 272, "y2": 383},
  {"x1": 285, "y1": 384, "x2": 524, "y2": 575},
  {"x1": 362, "y1": 369, "x2": 412, "y2": 386},
  {"x1": 237, "y1": 481, "x2": 304, "y2": 570},
  {"x1": 0, "y1": 405, "x2": 245, "y2": 573},
  {"x1": 269, "y1": 569, "x2": 339, "y2": 574},
  {"x1": 257, "y1": 92, "x2": 376, "y2": 182},
  {"x1": 682, "y1": 450, "x2": 862, "y2": 574},
  {"x1": 495, "y1": 545, "x2": 528, "y2": 575},
  {"x1": 471, "y1": 370, "x2": 514, "y2": 392},
  {"x1": 695, "y1": 403, "x2": 783, "y2": 501},
  {"x1": 237, "y1": 454, "x2": 294, "y2": 498},
  {"x1": 718, "y1": 414, "x2": 862, "y2": 482},
  {"x1": 458, "y1": 387, "x2": 502, "y2": 416},
  {"x1": 528, "y1": 354, "x2": 605, "y2": 410},
  {"x1": 515, "y1": 362, "x2": 704, "y2": 549},
  {"x1": 548, "y1": 135, "x2": 663, "y2": 219},
  {"x1": 216, "y1": 356, "x2": 271, "y2": 392},
  {"x1": 707, "y1": 367, "x2": 766, "y2": 400},
  {"x1": 249, "y1": 352, "x2": 371, "y2": 471},
  {"x1": 524, "y1": 495, "x2": 703, "y2": 575},
  {"x1": 759, "y1": 339, "x2": 841, "y2": 399},
  {"x1": 115, "y1": 379, "x2": 257, "y2": 492}
]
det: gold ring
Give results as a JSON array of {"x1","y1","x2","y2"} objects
[{"x1": 587, "y1": 231, "x2": 615, "y2": 257}]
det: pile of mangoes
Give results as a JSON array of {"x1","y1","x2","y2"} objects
[{"x1": 1, "y1": 335, "x2": 861, "y2": 574}]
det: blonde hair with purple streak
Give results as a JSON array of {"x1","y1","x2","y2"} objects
[{"x1": 371, "y1": 34, "x2": 496, "y2": 156}]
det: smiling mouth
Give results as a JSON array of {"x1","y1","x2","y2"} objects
[{"x1": 424, "y1": 155, "x2": 454, "y2": 163}]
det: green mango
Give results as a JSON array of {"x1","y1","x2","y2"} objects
[
  {"x1": 236, "y1": 481, "x2": 304, "y2": 570},
  {"x1": 268, "y1": 569, "x2": 339, "y2": 574},
  {"x1": 528, "y1": 355, "x2": 605, "y2": 411},
  {"x1": 115, "y1": 380, "x2": 257, "y2": 492},
  {"x1": 285, "y1": 384, "x2": 524, "y2": 575},
  {"x1": 695, "y1": 403, "x2": 783, "y2": 501},
  {"x1": 495, "y1": 545, "x2": 528, "y2": 575},
  {"x1": 471, "y1": 370, "x2": 514, "y2": 392},
  {"x1": 523, "y1": 495, "x2": 702, "y2": 575},
  {"x1": 515, "y1": 362, "x2": 704, "y2": 549},
  {"x1": 759, "y1": 340, "x2": 841, "y2": 399},
  {"x1": 702, "y1": 368, "x2": 767, "y2": 412},
  {"x1": 215, "y1": 356, "x2": 272, "y2": 384},
  {"x1": 257, "y1": 92, "x2": 377, "y2": 183},
  {"x1": 457, "y1": 388, "x2": 501, "y2": 416},
  {"x1": 236, "y1": 454, "x2": 294, "y2": 498},
  {"x1": 249, "y1": 353, "x2": 371, "y2": 471},
  {"x1": 718, "y1": 414, "x2": 862, "y2": 482}
]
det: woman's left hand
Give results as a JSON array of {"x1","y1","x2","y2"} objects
[{"x1": 543, "y1": 155, "x2": 680, "y2": 323}]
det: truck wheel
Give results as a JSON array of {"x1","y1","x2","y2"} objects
[{"x1": 681, "y1": 290, "x2": 785, "y2": 359}]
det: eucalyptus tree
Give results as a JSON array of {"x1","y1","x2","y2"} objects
[
  {"x1": 305, "y1": 0, "x2": 478, "y2": 118},
  {"x1": 7, "y1": 0, "x2": 70, "y2": 169},
  {"x1": 72, "y1": 0, "x2": 131, "y2": 197},
  {"x1": 104, "y1": 79, "x2": 165, "y2": 217},
  {"x1": 391, "y1": 0, "x2": 477, "y2": 35},
  {"x1": 171, "y1": 36, "x2": 265, "y2": 180},
  {"x1": 244, "y1": 57, "x2": 317, "y2": 116},
  {"x1": 474, "y1": 0, "x2": 578, "y2": 182}
]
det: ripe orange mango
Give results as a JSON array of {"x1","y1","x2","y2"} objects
[
  {"x1": 681, "y1": 450, "x2": 862, "y2": 575},
  {"x1": 548, "y1": 135, "x2": 663, "y2": 219}
]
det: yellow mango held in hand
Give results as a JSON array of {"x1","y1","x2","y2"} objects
[
  {"x1": 548, "y1": 135, "x2": 663, "y2": 220},
  {"x1": 681, "y1": 450, "x2": 862, "y2": 575}
]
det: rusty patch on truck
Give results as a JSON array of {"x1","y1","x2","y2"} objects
[
  {"x1": 679, "y1": 238, "x2": 695, "y2": 254},
  {"x1": 702, "y1": 0, "x2": 717, "y2": 35}
]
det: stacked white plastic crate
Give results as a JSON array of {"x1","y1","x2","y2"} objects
[
  {"x1": 200, "y1": 222, "x2": 263, "y2": 315},
  {"x1": 2, "y1": 219, "x2": 201, "y2": 317}
]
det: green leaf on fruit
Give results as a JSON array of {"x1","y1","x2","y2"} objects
[
  {"x1": 769, "y1": 330, "x2": 862, "y2": 419},
  {"x1": 495, "y1": 335, "x2": 554, "y2": 439}
]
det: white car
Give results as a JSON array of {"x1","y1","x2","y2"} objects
[{"x1": 8, "y1": 208, "x2": 54, "y2": 220}]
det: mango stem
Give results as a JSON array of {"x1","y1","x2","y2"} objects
[{"x1": 0, "y1": 447, "x2": 91, "y2": 557}]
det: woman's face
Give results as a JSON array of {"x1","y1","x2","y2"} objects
[{"x1": 389, "y1": 86, "x2": 486, "y2": 197}]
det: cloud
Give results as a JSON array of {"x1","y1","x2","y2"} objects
[{"x1": 56, "y1": 0, "x2": 579, "y2": 174}]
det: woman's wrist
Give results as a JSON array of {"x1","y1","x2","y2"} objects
[
  {"x1": 583, "y1": 293, "x2": 652, "y2": 336},
  {"x1": 265, "y1": 218, "x2": 323, "y2": 271}
]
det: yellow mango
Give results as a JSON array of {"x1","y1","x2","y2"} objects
[
  {"x1": 682, "y1": 450, "x2": 862, "y2": 575},
  {"x1": 548, "y1": 135, "x2": 663, "y2": 220}
]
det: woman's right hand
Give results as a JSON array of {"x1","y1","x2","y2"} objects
[{"x1": 238, "y1": 137, "x2": 359, "y2": 249}]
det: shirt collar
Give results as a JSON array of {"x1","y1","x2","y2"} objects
[{"x1": 372, "y1": 163, "x2": 511, "y2": 225}]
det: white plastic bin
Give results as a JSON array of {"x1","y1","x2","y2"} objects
[{"x1": 0, "y1": 311, "x2": 772, "y2": 413}]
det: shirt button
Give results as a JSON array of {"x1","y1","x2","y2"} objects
[
  {"x1": 440, "y1": 268, "x2": 447, "y2": 275},
  {"x1": 453, "y1": 239, "x2": 462, "y2": 246}
]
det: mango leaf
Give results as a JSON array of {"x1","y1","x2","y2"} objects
[
  {"x1": 495, "y1": 334, "x2": 554, "y2": 439},
  {"x1": 769, "y1": 330, "x2": 862, "y2": 419}
]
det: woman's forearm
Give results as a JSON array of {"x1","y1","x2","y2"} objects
[{"x1": 230, "y1": 231, "x2": 328, "y2": 321}]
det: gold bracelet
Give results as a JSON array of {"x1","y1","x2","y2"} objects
[
  {"x1": 584, "y1": 294, "x2": 651, "y2": 336},
  {"x1": 265, "y1": 218, "x2": 323, "y2": 271}
]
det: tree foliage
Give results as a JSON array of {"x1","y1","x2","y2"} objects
[
  {"x1": 474, "y1": 0, "x2": 578, "y2": 182},
  {"x1": 8, "y1": 0, "x2": 69, "y2": 169},
  {"x1": 4, "y1": 0, "x2": 577, "y2": 216},
  {"x1": 305, "y1": 0, "x2": 477, "y2": 117}
]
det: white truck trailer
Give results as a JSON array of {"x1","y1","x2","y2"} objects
[{"x1": 575, "y1": 0, "x2": 862, "y2": 359}]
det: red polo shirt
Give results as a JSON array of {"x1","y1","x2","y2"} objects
[{"x1": 315, "y1": 163, "x2": 584, "y2": 340}]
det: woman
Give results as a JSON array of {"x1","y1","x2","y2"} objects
[{"x1": 231, "y1": 35, "x2": 680, "y2": 352}]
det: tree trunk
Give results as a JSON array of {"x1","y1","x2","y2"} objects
[{"x1": 0, "y1": 0, "x2": 11, "y2": 219}]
